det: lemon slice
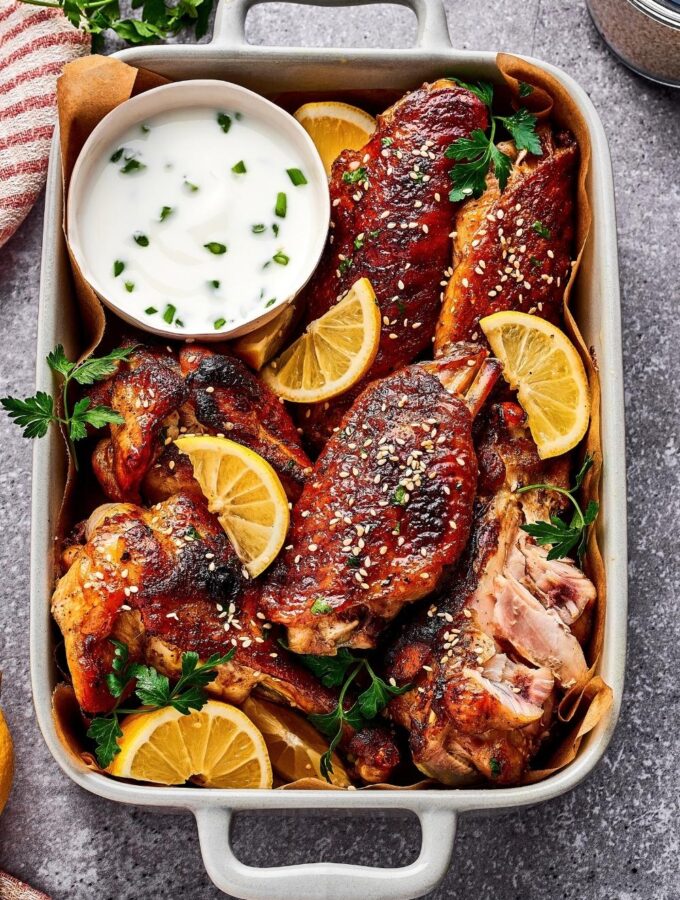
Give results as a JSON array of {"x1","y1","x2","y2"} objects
[
  {"x1": 174, "y1": 435, "x2": 289, "y2": 577},
  {"x1": 108, "y1": 701, "x2": 272, "y2": 788},
  {"x1": 480, "y1": 311, "x2": 590, "y2": 459},
  {"x1": 243, "y1": 697, "x2": 351, "y2": 786},
  {"x1": 0, "y1": 708, "x2": 14, "y2": 814},
  {"x1": 261, "y1": 277, "x2": 381, "y2": 403},
  {"x1": 294, "y1": 101, "x2": 377, "y2": 176},
  {"x1": 231, "y1": 302, "x2": 298, "y2": 371}
]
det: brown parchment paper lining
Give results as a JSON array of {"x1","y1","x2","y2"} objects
[{"x1": 50, "y1": 53, "x2": 612, "y2": 792}]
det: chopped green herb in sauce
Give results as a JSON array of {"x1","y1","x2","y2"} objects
[
  {"x1": 113, "y1": 260, "x2": 125, "y2": 277},
  {"x1": 231, "y1": 160, "x2": 247, "y2": 174},
  {"x1": 217, "y1": 113, "x2": 232, "y2": 134},
  {"x1": 275, "y1": 192, "x2": 287, "y2": 218},
  {"x1": 287, "y1": 168, "x2": 308, "y2": 186},
  {"x1": 204, "y1": 242, "x2": 227, "y2": 255}
]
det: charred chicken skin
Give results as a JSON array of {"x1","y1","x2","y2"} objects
[
  {"x1": 385, "y1": 403, "x2": 595, "y2": 785},
  {"x1": 89, "y1": 343, "x2": 312, "y2": 504},
  {"x1": 261, "y1": 347, "x2": 499, "y2": 655},
  {"x1": 435, "y1": 127, "x2": 577, "y2": 355},
  {"x1": 295, "y1": 79, "x2": 489, "y2": 447},
  {"x1": 52, "y1": 492, "x2": 400, "y2": 783}
]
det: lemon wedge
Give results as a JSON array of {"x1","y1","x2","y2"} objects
[
  {"x1": 294, "y1": 101, "x2": 376, "y2": 176},
  {"x1": 243, "y1": 697, "x2": 351, "y2": 786},
  {"x1": 0, "y1": 707, "x2": 14, "y2": 814},
  {"x1": 108, "y1": 701, "x2": 272, "y2": 788},
  {"x1": 261, "y1": 277, "x2": 381, "y2": 403},
  {"x1": 174, "y1": 435, "x2": 289, "y2": 577},
  {"x1": 480, "y1": 311, "x2": 590, "y2": 459}
]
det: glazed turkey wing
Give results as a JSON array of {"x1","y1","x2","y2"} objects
[
  {"x1": 262, "y1": 350, "x2": 499, "y2": 655},
  {"x1": 384, "y1": 403, "x2": 596, "y2": 785},
  {"x1": 435, "y1": 127, "x2": 577, "y2": 355},
  {"x1": 296, "y1": 79, "x2": 489, "y2": 446}
]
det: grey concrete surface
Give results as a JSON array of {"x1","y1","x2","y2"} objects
[{"x1": 0, "y1": 1, "x2": 678, "y2": 898}]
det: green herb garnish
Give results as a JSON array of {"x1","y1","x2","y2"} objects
[
  {"x1": 209, "y1": 279, "x2": 220, "y2": 289},
  {"x1": 252, "y1": 224, "x2": 266, "y2": 234},
  {"x1": 311, "y1": 598, "x2": 333, "y2": 615},
  {"x1": 185, "y1": 526, "x2": 201, "y2": 540},
  {"x1": 145, "y1": 306, "x2": 157, "y2": 315},
  {"x1": 159, "y1": 206, "x2": 173, "y2": 222},
  {"x1": 184, "y1": 179, "x2": 199, "y2": 192},
  {"x1": 353, "y1": 235, "x2": 364, "y2": 251},
  {"x1": 532, "y1": 220, "x2": 551, "y2": 239},
  {"x1": 265, "y1": 298, "x2": 277, "y2": 308},
  {"x1": 445, "y1": 79, "x2": 541, "y2": 201},
  {"x1": 140, "y1": 124, "x2": 150, "y2": 134},
  {"x1": 518, "y1": 454, "x2": 599, "y2": 562},
  {"x1": 204, "y1": 242, "x2": 227, "y2": 255},
  {"x1": 287, "y1": 168, "x2": 307, "y2": 186},
  {"x1": 489, "y1": 757, "x2": 502, "y2": 777},
  {"x1": 113, "y1": 260, "x2": 125, "y2": 277},
  {"x1": 518, "y1": 82, "x2": 534, "y2": 98},
  {"x1": 120, "y1": 158, "x2": 146, "y2": 175},
  {"x1": 110, "y1": 148, "x2": 124, "y2": 163},
  {"x1": 275, "y1": 192, "x2": 287, "y2": 218},
  {"x1": 231, "y1": 160, "x2": 247, "y2": 174},
  {"x1": 346, "y1": 555, "x2": 362, "y2": 568},
  {"x1": 272, "y1": 223, "x2": 280, "y2": 237},
  {"x1": 338, "y1": 257, "x2": 353, "y2": 275},
  {"x1": 381, "y1": 137, "x2": 393, "y2": 147},
  {"x1": 342, "y1": 167, "x2": 368, "y2": 185},
  {"x1": 0, "y1": 344, "x2": 135, "y2": 467},
  {"x1": 217, "y1": 112, "x2": 232, "y2": 133},
  {"x1": 87, "y1": 641, "x2": 235, "y2": 768},
  {"x1": 304, "y1": 651, "x2": 411, "y2": 781},
  {"x1": 390, "y1": 484, "x2": 408, "y2": 506},
  {"x1": 163, "y1": 304, "x2": 176, "y2": 324},
  {"x1": 124, "y1": 281, "x2": 135, "y2": 293},
  {"x1": 214, "y1": 318, "x2": 226, "y2": 329},
  {"x1": 273, "y1": 251, "x2": 289, "y2": 266},
  {"x1": 133, "y1": 232, "x2": 149, "y2": 247}
]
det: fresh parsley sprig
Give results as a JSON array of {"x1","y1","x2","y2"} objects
[
  {"x1": 445, "y1": 78, "x2": 542, "y2": 201},
  {"x1": 302, "y1": 650, "x2": 411, "y2": 782},
  {"x1": 1, "y1": 344, "x2": 135, "y2": 468},
  {"x1": 517, "y1": 454, "x2": 599, "y2": 563},
  {"x1": 17, "y1": 0, "x2": 215, "y2": 46},
  {"x1": 87, "y1": 640, "x2": 235, "y2": 768}
]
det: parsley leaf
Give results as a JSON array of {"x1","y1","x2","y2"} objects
[
  {"x1": 517, "y1": 454, "x2": 599, "y2": 562},
  {"x1": 497, "y1": 108, "x2": 542, "y2": 155},
  {"x1": 0, "y1": 392, "x2": 54, "y2": 439},
  {"x1": 86, "y1": 717, "x2": 123, "y2": 769},
  {"x1": 298, "y1": 648, "x2": 358, "y2": 688}
]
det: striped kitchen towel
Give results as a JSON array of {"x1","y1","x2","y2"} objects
[{"x1": 0, "y1": 0, "x2": 89, "y2": 249}]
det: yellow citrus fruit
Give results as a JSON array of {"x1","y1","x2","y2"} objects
[
  {"x1": 261, "y1": 277, "x2": 381, "y2": 403},
  {"x1": 480, "y1": 311, "x2": 591, "y2": 459},
  {"x1": 230, "y1": 302, "x2": 298, "y2": 371},
  {"x1": 294, "y1": 101, "x2": 376, "y2": 176},
  {"x1": 243, "y1": 696, "x2": 350, "y2": 786},
  {"x1": 174, "y1": 435, "x2": 289, "y2": 577},
  {"x1": 0, "y1": 708, "x2": 14, "y2": 814},
  {"x1": 108, "y1": 701, "x2": 272, "y2": 788}
]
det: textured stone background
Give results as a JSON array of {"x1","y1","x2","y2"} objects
[{"x1": 0, "y1": 1, "x2": 679, "y2": 898}]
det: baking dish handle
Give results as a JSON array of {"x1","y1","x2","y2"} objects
[
  {"x1": 212, "y1": 0, "x2": 453, "y2": 52},
  {"x1": 195, "y1": 805, "x2": 457, "y2": 900}
]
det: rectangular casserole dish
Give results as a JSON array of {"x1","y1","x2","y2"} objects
[{"x1": 29, "y1": 1, "x2": 628, "y2": 897}]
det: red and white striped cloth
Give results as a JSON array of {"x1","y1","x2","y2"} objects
[{"x1": 0, "y1": 0, "x2": 89, "y2": 248}]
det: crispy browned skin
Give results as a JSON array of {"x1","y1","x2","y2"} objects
[
  {"x1": 384, "y1": 403, "x2": 595, "y2": 785},
  {"x1": 262, "y1": 357, "x2": 486, "y2": 655},
  {"x1": 435, "y1": 127, "x2": 577, "y2": 355},
  {"x1": 90, "y1": 343, "x2": 311, "y2": 504},
  {"x1": 52, "y1": 492, "x2": 400, "y2": 783},
  {"x1": 296, "y1": 80, "x2": 489, "y2": 447}
]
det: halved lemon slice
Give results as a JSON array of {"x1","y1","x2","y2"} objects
[
  {"x1": 480, "y1": 311, "x2": 590, "y2": 459},
  {"x1": 174, "y1": 435, "x2": 289, "y2": 577},
  {"x1": 261, "y1": 277, "x2": 381, "y2": 403},
  {"x1": 243, "y1": 696, "x2": 351, "y2": 786},
  {"x1": 108, "y1": 701, "x2": 272, "y2": 788},
  {"x1": 294, "y1": 101, "x2": 377, "y2": 176}
]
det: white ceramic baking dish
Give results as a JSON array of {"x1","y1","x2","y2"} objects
[{"x1": 30, "y1": 1, "x2": 628, "y2": 897}]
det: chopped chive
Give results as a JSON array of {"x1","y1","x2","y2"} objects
[
  {"x1": 353, "y1": 235, "x2": 364, "y2": 251},
  {"x1": 265, "y1": 297, "x2": 277, "y2": 307},
  {"x1": 159, "y1": 206, "x2": 174, "y2": 222},
  {"x1": 275, "y1": 192, "x2": 287, "y2": 218},
  {"x1": 133, "y1": 232, "x2": 149, "y2": 247},
  {"x1": 110, "y1": 147, "x2": 124, "y2": 163},
  {"x1": 252, "y1": 224, "x2": 266, "y2": 234},
  {"x1": 391, "y1": 484, "x2": 408, "y2": 506},
  {"x1": 204, "y1": 242, "x2": 227, "y2": 255},
  {"x1": 311, "y1": 598, "x2": 332, "y2": 615},
  {"x1": 272, "y1": 223, "x2": 280, "y2": 237},
  {"x1": 381, "y1": 137, "x2": 393, "y2": 147},
  {"x1": 113, "y1": 260, "x2": 125, "y2": 277},
  {"x1": 124, "y1": 281, "x2": 135, "y2": 293},
  {"x1": 532, "y1": 220, "x2": 551, "y2": 239},
  {"x1": 209, "y1": 279, "x2": 221, "y2": 289},
  {"x1": 120, "y1": 158, "x2": 145, "y2": 174},
  {"x1": 163, "y1": 304, "x2": 176, "y2": 324},
  {"x1": 231, "y1": 160, "x2": 247, "y2": 174},
  {"x1": 175, "y1": 319, "x2": 184, "y2": 327},
  {"x1": 342, "y1": 167, "x2": 367, "y2": 184},
  {"x1": 140, "y1": 123, "x2": 150, "y2": 134},
  {"x1": 273, "y1": 251, "x2": 289, "y2": 266},
  {"x1": 214, "y1": 317, "x2": 227, "y2": 329},
  {"x1": 338, "y1": 256, "x2": 353, "y2": 275},
  {"x1": 184, "y1": 179, "x2": 199, "y2": 192},
  {"x1": 217, "y1": 112, "x2": 232, "y2": 133},
  {"x1": 287, "y1": 168, "x2": 307, "y2": 186},
  {"x1": 145, "y1": 306, "x2": 157, "y2": 315},
  {"x1": 346, "y1": 554, "x2": 361, "y2": 568}
]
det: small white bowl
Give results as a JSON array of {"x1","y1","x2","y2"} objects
[{"x1": 67, "y1": 79, "x2": 330, "y2": 342}]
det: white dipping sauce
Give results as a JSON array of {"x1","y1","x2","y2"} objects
[{"x1": 78, "y1": 107, "x2": 320, "y2": 334}]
